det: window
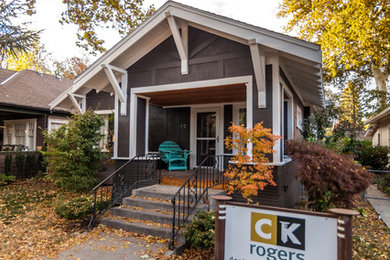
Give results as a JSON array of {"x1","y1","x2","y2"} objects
[
  {"x1": 94, "y1": 110, "x2": 114, "y2": 152},
  {"x1": 378, "y1": 132, "x2": 381, "y2": 146},
  {"x1": 3, "y1": 119, "x2": 37, "y2": 150},
  {"x1": 48, "y1": 118, "x2": 68, "y2": 132},
  {"x1": 297, "y1": 106, "x2": 303, "y2": 131}
]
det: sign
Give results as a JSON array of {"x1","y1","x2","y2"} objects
[{"x1": 224, "y1": 205, "x2": 338, "y2": 260}]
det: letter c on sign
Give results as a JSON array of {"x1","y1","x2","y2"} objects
[{"x1": 255, "y1": 219, "x2": 272, "y2": 239}]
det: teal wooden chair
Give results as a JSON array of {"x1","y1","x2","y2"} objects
[{"x1": 158, "y1": 141, "x2": 190, "y2": 171}]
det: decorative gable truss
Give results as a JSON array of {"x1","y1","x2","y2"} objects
[
  {"x1": 102, "y1": 64, "x2": 128, "y2": 115},
  {"x1": 68, "y1": 93, "x2": 86, "y2": 113},
  {"x1": 166, "y1": 12, "x2": 188, "y2": 75}
]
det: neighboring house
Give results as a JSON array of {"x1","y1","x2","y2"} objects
[
  {"x1": 51, "y1": 1, "x2": 323, "y2": 207},
  {"x1": 366, "y1": 107, "x2": 390, "y2": 146},
  {"x1": 0, "y1": 69, "x2": 72, "y2": 151}
]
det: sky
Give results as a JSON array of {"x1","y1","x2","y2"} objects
[{"x1": 26, "y1": 0, "x2": 289, "y2": 63}]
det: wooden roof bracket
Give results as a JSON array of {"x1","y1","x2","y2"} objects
[
  {"x1": 166, "y1": 12, "x2": 188, "y2": 75},
  {"x1": 249, "y1": 39, "x2": 266, "y2": 108},
  {"x1": 102, "y1": 64, "x2": 128, "y2": 115},
  {"x1": 68, "y1": 93, "x2": 85, "y2": 113}
]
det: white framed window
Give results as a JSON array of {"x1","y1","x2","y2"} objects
[
  {"x1": 48, "y1": 118, "x2": 68, "y2": 132},
  {"x1": 3, "y1": 119, "x2": 37, "y2": 150},
  {"x1": 95, "y1": 110, "x2": 114, "y2": 152}
]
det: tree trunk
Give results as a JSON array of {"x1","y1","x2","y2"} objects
[{"x1": 372, "y1": 66, "x2": 389, "y2": 108}]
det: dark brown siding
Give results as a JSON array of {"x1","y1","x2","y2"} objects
[
  {"x1": 36, "y1": 116, "x2": 46, "y2": 149},
  {"x1": 136, "y1": 98, "x2": 146, "y2": 154},
  {"x1": 224, "y1": 104, "x2": 232, "y2": 154},
  {"x1": 86, "y1": 90, "x2": 115, "y2": 110},
  {"x1": 253, "y1": 64, "x2": 273, "y2": 129},
  {"x1": 148, "y1": 106, "x2": 190, "y2": 152},
  {"x1": 117, "y1": 96, "x2": 130, "y2": 157},
  {"x1": 231, "y1": 160, "x2": 301, "y2": 208}
]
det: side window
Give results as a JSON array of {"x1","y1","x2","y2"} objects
[{"x1": 296, "y1": 107, "x2": 303, "y2": 131}]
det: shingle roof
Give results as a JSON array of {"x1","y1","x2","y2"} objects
[
  {"x1": 0, "y1": 68, "x2": 17, "y2": 84},
  {"x1": 0, "y1": 69, "x2": 72, "y2": 111}
]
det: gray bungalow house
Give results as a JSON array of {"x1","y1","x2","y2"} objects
[{"x1": 51, "y1": 1, "x2": 323, "y2": 242}]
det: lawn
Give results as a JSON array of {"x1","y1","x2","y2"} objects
[{"x1": 0, "y1": 179, "x2": 389, "y2": 259}]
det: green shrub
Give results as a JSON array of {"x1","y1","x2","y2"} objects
[
  {"x1": 25, "y1": 153, "x2": 36, "y2": 178},
  {"x1": 15, "y1": 152, "x2": 25, "y2": 179},
  {"x1": 55, "y1": 194, "x2": 111, "y2": 220},
  {"x1": 55, "y1": 195, "x2": 93, "y2": 220},
  {"x1": 44, "y1": 111, "x2": 104, "y2": 193},
  {"x1": 354, "y1": 142, "x2": 390, "y2": 170},
  {"x1": 0, "y1": 173, "x2": 16, "y2": 186},
  {"x1": 185, "y1": 211, "x2": 215, "y2": 249},
  {"x1": 4, "y1": 152, "x2": 12, "y2": 176},
  {"x1": 285, "y1": 140, "x2": 371, "y2": 210},
  {"x1": 376, "y1": 173, "x2": 390, "y2": 196}
]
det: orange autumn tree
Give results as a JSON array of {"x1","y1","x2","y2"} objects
[{"x1": 224, "y1": 122, "x2": 281, "y2": 200}]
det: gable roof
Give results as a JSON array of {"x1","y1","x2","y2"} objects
[
  {"x1": 0, "y1": 69, "x2": 72, "y2": 112},
  {"x1": 366, "y1": 106, "x2": 390, "y2": 125},
  {"x1": 52, "y1": 0, "x2": 323, "y2": 109}
]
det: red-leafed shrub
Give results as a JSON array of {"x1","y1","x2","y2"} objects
[{"x1": 285, "y1": 140, "x2": 371, "y2": 210}]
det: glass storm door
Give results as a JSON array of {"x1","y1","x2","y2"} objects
[{"x1": 196, "y1": 111, "x2": 218, "y2": 165}]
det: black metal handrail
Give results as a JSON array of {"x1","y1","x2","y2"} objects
[
  {"x1": 169, "y1": 155, "x2": 228, "y2": 249},
  {"x1": 88, "y1": 154, "x2": 160, "y2": 229}
]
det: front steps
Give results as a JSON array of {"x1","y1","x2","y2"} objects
[{"x1": 100, "y1": 184, "x2": 225, "y2": 241}]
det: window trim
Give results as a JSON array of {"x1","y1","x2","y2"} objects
[{"x1": 3, "y1": 118, "x2": 37, "y2": 150}]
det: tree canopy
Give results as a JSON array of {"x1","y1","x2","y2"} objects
[
  {"x1": 60, "y1": 0, "x2": 155, "y2": 54},
  {"x1": 278, "y1": 0, "x2": 390, "y2": 108},
  {"x1": 0, "y1": 0, "x2": 40, "y2": 62}
]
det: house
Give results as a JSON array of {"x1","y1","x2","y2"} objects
[
  {"x1": 366, "y1": 107, "x2": 390, "y2": 146},
  {"x1": 0, "y1": 69, "x2": 72, "y2": 151},
  {"x1": 51, "y1": 1, "x2": 324, "y2": 243}
]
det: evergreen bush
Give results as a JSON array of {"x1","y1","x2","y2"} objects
[
  {"x1": 185, "y1": 211, "x2": 215, "y2": 249},
  {"x1": 4, "y1": 152, "x2": 12, "y2": 176},
  {"x1": 44, "y1": 111, "x2": 104, "y2": 193},
  {"x1": 15, "y1": 152, "x2": 25, "y2": 179}
]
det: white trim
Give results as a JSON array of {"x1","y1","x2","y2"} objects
[
  {"x1": 190, "y1": 106, "x2": 223, "y2": 168},
  {"x1": 0, "y1": 71, "x2": 19, "y2": 85},
  {"x1": 269, "y1": 54, "x2": 281, "y2": 163},
  {"x1": 129, "y1": 76, "x2": 253, "y2": 160},
  {"x1": 166, "y1": 12, "x2": 188, "y2": 75},
  {"x1": 113, "y1": 96, "x2": 119, "y2": 158},
  {"x1": 94, "y1": 109, "x2": 114, "y2": 115},
  {"x1": 145, "y1": 98, "x2": 150, "y2": 154},
  {"x1": 68, "y1": 93, "x2": 84, "y2": 113},
  {"x1": 249, "y1": 40, "x2": 266, "y2": 108},
  {"x1": 280, "y1": 77, "x2": 294, "y2": 140},
  {"x1": 132, "y1": 76, "x2": 252, "y2": 94},
  {"x1": 102, "y1": 64, "x2": 127, "y2": 111},
  {"x1": 47, "y1": 118, "x2": 68, "y2": 132}
]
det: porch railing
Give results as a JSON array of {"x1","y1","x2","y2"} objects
[
  {"x1": 169, "y1": 155, "x2": 228, "y2": 249},
  {"x1": 88, "y1": 154, "x2": 160, "y2": 229}
]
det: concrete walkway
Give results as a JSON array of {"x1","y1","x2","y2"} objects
[
  {"x1": 366, "y1": 185, "x2": 390, "y2": 228},
  {"x1": 54, "y1": 233, "x2": 169, "y2": 260}
]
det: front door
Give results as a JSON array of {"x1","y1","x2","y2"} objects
[{"x1": 191, "y1": 108, "x2": 221, "y2": 167}]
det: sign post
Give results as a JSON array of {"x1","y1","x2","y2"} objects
[
  {"x1": 328, "y1": 208, "x2": 360, "y2": 260},
  {"x1": 213, "y1": 195, "x2": 233, "y2": 260}
]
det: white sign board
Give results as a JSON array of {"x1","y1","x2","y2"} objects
[{"x1": 224, "y1": 205, "x2": 338, "y2": 260}]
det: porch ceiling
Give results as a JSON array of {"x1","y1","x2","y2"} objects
[{"x1": 141, "y1": 83, "x2": 246, "y2": 106}]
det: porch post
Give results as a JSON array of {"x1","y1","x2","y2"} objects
[{"x1": 268, "y1": 53, "x2": 282, "y2": 163}]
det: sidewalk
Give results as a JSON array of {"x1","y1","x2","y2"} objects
[
  {"x1": 54, "y1": 233, "x2": 169, "y2": 260},
  {"x1": 366, "y1": 185, "x2": 390, "y2": 229}
]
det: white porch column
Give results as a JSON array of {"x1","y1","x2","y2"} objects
[{"x1": 268, "y1": 54, "x2": 282, "y2": 163}]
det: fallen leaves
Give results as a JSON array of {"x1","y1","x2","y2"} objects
[{"x1": 352, "y1": 199, "x2": 390, "y2": 260}]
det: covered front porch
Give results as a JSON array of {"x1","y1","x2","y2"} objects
[{"x1": 131, "y1": 76, "x2": 253, "y2": 169}]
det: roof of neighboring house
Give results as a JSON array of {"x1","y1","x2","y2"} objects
[
  {"x1": 0, "y1": 69, "x2": 72, "y2": 112},
  {"x1": 0, "y1": 68, "x2": 17, "y2": 83},
  {"x1": 366, "y1": 107, "x2": 390, "y2": 125},
  {"x1": 51, "y1": 0, "x2": 323, "y2": 110}
]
